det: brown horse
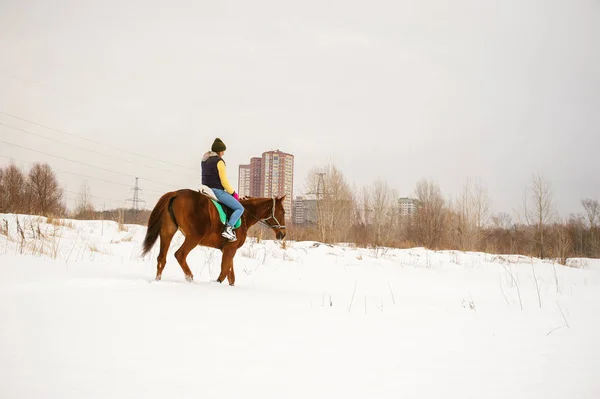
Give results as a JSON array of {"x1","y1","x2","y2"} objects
[{"x1": 141, "y1": 189, "x2": 286, "y2": 285}]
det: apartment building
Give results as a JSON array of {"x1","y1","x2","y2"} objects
[{"x1": 238, "y1": 150, "x2": 294, "y2": 217}]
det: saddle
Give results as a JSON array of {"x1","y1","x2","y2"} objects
[{"x1": 198, "y1": 185, "x2": 242, "y2": 229}]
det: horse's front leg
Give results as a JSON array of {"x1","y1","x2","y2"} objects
[
  {"x1": 227, "y1": 263, "x2": 236, "y2": 286},
  {"x1": 217, "y1": 246, "x2": 236, "y2": 285}
]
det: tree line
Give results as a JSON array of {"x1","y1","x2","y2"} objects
[
  {"x1": 286, "y1": 165, "x2": 600, "y2": 261},
  {"x1": 0, "y1": 162, "x2": 148, "y2": 224},
  {"x1": 2, "y1": 161, "x2": 598, "y2": 260},
  {"x1": 0, "y1": 162, "x2": 66, "y2": 217}
]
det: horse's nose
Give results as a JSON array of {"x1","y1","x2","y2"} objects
[{"x1": 277, "y1": 231, "x2": 286, "y2": 240}]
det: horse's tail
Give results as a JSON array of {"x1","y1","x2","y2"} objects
[{"x1": 142, "y1": 191, "x2": 177, "y2": 256}]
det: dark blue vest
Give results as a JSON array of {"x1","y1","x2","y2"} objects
[{"x1": 202, "y1": 155, "x2": 224, "y2": 190}]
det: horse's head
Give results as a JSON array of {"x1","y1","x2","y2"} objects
[{"x1": 242, "y1": 195, "x2": 287, "y2": 240}]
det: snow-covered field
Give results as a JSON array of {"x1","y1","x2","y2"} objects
[{"x1": 1, "y1": 214, "x2": 599, "y2": 399}]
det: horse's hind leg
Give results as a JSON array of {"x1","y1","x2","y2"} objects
[
  {"x1": 174, "y1": 237, "x2": 197, "y2": 282},
  {"x1": 155, "y1": 229, "x2": 176, "y2": 281}
]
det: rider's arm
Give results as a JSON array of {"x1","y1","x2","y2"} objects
[{"x1": 217, "y1": 160, "x2": 235, "y2": 194}]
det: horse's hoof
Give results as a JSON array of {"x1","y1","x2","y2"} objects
[
  {"x1": 155, "y1": 277, "x2": 161, "y2": 282},
  {"x1": 185, "y1": 276, "x2": 193, "y2": 282},
  {"x1": 229, "y1": 283, "x2": 235, "y2": 287},
  {"x1": 216, "y1": 278, "x2": 223, "y2": 284}
]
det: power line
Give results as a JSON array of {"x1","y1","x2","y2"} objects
[
  {"x1": 0, "y1": 155, "x2": 135, "y2": 207},
  {"x1": 0, "y1": 110, "x2": 198, "y2": 172},
  {"x1": 0, "y1": 120, "x2": 197, "y2": 179},
  {"x1": 0, "y1": 155, "x2": 170, "y2": 195},
  {"x1": 64, "y1": 190, "x2": 124, "y2": 205},
  {"x1": 0, "y1": 138, "x2": 189, "y2": 190},
  {"x1": 1, "y1": 160, "x2": 151, "y2": 209}
]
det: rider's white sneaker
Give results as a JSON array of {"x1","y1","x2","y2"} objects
[{"x1": 221, "y1": 225, "x2": 237, "y2": 242}]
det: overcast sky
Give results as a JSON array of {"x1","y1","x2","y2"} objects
[{"x1": 1, "y1": 0, "x2": 599, "y2": 218}]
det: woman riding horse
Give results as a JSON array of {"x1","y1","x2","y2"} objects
[
  {"x1": 201, "y1": 137, "x2": 244, "y2": 242},
  {"x1": 141, "y1": 139, "x2": 287, "y2": 285}
]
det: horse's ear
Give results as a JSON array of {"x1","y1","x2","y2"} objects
[{"x1": 277, "y1": 195, "x2": 286, "y2": 202}]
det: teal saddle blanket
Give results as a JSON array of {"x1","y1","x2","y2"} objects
[{"x1": 210, "y1": 200, "x2": 242, "y2": 229}]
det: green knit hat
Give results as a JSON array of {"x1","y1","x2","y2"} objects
[{"x1": 211, "y1": 138, "x2": 226, "y2": 152}]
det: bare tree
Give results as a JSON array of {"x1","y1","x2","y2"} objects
[
  {"x1": 487, "y1": 212, "x2": 517, "y2": 254},
  {"x1": 27, "y1": 163, "x2": 65, "y2": 217},
  {"x1": 361, "y1": 179, "x2": 398, "y2": 246},
  {"x1": 453, "y1": 177, "x2": 491, "y2": 251},
  {"x1": 356, "y1": 185, "x2": 372, "y2": 245},
  {"x1": 454, "y1": 179, "x2": 476, "y2": 250},
  {"x1": 553, "y1": 220, "x2": 572, "y2": 265},
  {"x1": 581, "y1": 199, "x2": 599, "y2": 229},
  {"x1": 0, "y1": 163, "x2": 27, "y2": 213},
  {"x1": 304, "y1": 165, "x2": 355, "y2": 243},
  {"x1": 0, "y1": 167, "x2": 4, "y2": 212},
  {"x1": 359, "y1": 185, "x2": 371, "y2": 226},
  {"x1": 412, "y1": 179, "x2": 446, "y2": 249},
  {"x1": 581, "y1": 198, "x2": 600, "y2": 256},
  {"x1": 523, "y1": 174, "x2": 556, "y2": 258},
  {"x1": 74, "y1": 182, "x2": 95, "y2": 219},
  {"x1": 472, "y1": 178, "x2": 491, "y2": 230},
  {"x1": 491, "y1": 212, "x2": 512, "y2": 230}
]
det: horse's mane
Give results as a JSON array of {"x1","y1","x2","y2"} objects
[{"x1": 239, "y1": 196, "x2": 267, "y2": 204}]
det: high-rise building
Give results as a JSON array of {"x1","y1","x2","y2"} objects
[
  {"x1": 237, "y1": 150, "x2": 294, "y2": 218},
  {"x1": 238, "y1": 157, "x2": 263, "y2": 198},
  {"x1": 261, "y1": 150, "x2": 294, "y2": 216},
  {"x1": 249, "y1": 157, "x2": 262, "y2": 197},
  {"x1": 238, "y1": 164, "x2": 251, "y2": 198}
]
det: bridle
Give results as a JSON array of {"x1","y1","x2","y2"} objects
[{"x1": 246, "y1": 197, "x2": 285, "y2": 229}]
